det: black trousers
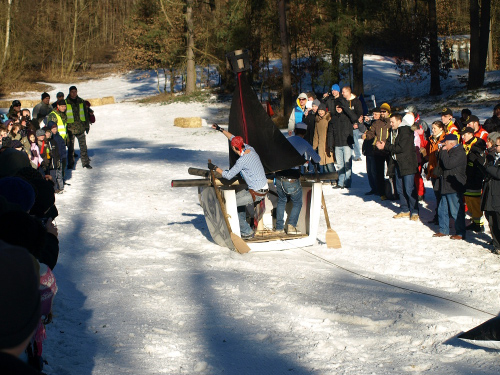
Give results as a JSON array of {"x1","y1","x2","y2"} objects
[
  {"x1": 485, "y1": 211, "x2": 500, "y2": 250},
  {"x1": 67, "y1": 131, "x2": 89, "y2": 166}
]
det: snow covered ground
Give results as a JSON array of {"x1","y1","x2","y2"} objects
[{"x1": 13, "y1": 56, "x2": 500, "y2": 374}]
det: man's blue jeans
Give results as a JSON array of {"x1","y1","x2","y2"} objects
[
  {"x1": 352, "y1": 128, "x2": 362, "y2": 159},
  {"x1": 335, "y1": 146, "x2": 352, "y2": 188},
  {"x1": 394, "y1": 163, "x2": 418, "y2": 215},
  {"x1": 235, "y1": 189, "x2": 264, "y2": 236},
  {"x1": 438, "y1": 192, "x2": 466, "y2": 237},
  {"x1": 275, "y1": 178, "x2": 302, "y2": 230}
]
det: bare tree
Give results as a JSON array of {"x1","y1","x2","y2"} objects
[
  {"x1": 0, "y1": 0, "x2": 13, "y2": 74},
  {"x1": 428, "y1": 0, "x2": 442, "y2": 95},
  {"x1": 277, "y1": 0, "x2": 293, "y2": 119},
  {"x1": 468, "y1": 0, "x2": 491, "y2": 89},
  {"x1": 186, "y1": 0, "x2": 196, "y2": 94}
]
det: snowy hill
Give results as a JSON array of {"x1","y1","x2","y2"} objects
[{"x1": 14, "y1": 56, "x2": 500, "y2": 374}]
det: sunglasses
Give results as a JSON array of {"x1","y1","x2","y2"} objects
[{"x1": 380, "y1": 110, "x2": 387, "y2": 113}]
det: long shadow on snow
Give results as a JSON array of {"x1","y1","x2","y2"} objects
[
  {"x1": 91, "y1": 138, "x2": 230, "y2": 170},
  {"x1": 44, "y1": 162, "x2": 133, "y2": 375},
  {"x1": 184, "y1": 251, "x2": 314, "y2": 374}
]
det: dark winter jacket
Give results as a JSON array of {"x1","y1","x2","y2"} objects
[
  {"x1": 364, "y1": 117, "x2": 391, "y2": 156},
  {"x1": 437, "y1": 144, "x2": 467, "y2": 195},
  {"x1": 302, "y1": 110, "x2": 317, "y2": 145},
  {"x1": 484, "y1": 116, "x2": 500, "y2": 133},
  {"x1": 480, "y1": 156, "x2": 500, "y2": 212},
  {"x1": 345, "y1": 94, "x2": 363, "y2": 121},
  {"x1": 0, "y1": 351, "x2": 41, "y2": 375},
  {"x1": 52, "y1": 132, "x2": 67, "y2": 161},
  {"x1": 384, "y1": 124, "x2": 418, "y2": 177},
  {"x1": 41, "y1": 138, "x2": 60, "y2": 172},
  {"x1": 321, "y1": 94, "x2": 339, "y2": 114},
  {"x1": 327, "y1": 99, "x2": 358, "y2": 148},
  {"x1": 464, "y1": 137, "x2": 486, "y2": 195}
]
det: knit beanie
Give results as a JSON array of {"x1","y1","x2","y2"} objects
[
  {"x1": 318, "y1": 103, "x2": 327, "y2": 112},
  {"x1": 380, "y1": 103, "x2": 391, "y2": 112},
  {"x1": 35, "y1": 129, "x2": 45, "y2": 137},
  {"x1": 41, "y1": 92, "x2": 50, "y2": 100},
  {"x1": 0, "y1": 240, "x2": 41, "y2": 349},
  {"x1": 0, "y1": 177, "x2": 36, "y2": 212},
  {"x1": 312, "y1": 99, "x2": 321, "y2": 107},
  {"x1": 331, "y1": 84, "x2": 340, "y2": 92}
]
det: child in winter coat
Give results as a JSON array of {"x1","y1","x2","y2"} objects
[
  {"x1": 29, "y1": 130, "x2": 43, "y2": 170},
  {"x1": 49, "y1": 121, "x2": 67, "y2": 191},
  {"x1": 42, "y1": 127, "x2": 62, "y2": 192}
]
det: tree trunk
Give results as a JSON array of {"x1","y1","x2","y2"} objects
[
  {"x1": 249, "y1": 0, "x2": 263, "y2": 84},
  {"x1": 185, "y1": 0, "x2": 196, "y2": 94},
  {"x1": 468, "y1": 0, "x2": 491, "y2": 89},
  {"x1": 428, "y1": 0, "x2": 442, "y2": 95},
  {"x1": 277, "y1": 0, "x2": 293, "y2": 119},
  {"x1": 351, "y1": 33, "x2": 364, "y2": 95},
  {"x1": 0, "y1": 0, "x2": 13, "y2": 75},
  {"x1": 331, "y1": 34, "x2": 340, "y2": 84},
  {"x1": 67, "y1": 0, "x2": 79, "y2": 75}
]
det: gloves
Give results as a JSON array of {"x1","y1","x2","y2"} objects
[
  {"x1": 85, "y1": 128, "x2": 89, "y2": 134},
  {"x1": 208, "y1": 162, "x2": 217, "y2": 171},
  {"x1": 213, "y1": 123, "x2": 223, "y2": 132}
]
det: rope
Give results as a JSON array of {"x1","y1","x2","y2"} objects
[{"x1": 285, "y1": 242, "x2": 497, "y2": 317}]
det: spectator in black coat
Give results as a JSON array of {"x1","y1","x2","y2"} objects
[
  {"x1": 327, "y1": 98, "x2": 358, "y2": 189},
  {"x1": 471, "y1": 132, "x2": 500, "y2": 253},
  {"x1": 376, "y1": 113, "x2": 419, "y2": 220},
  {"x1": 483, "y1": 104, "x2": 500, "y2": 133},
  {"x1": 433, "y1": 134, "x2": 467, "y2": 240}
]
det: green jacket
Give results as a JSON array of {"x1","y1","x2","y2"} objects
[{"x1": 65, "y1": 96, "x2": 89, "y2": 134}]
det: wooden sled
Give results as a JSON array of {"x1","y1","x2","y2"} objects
[{"x1": 198, "y1": 180, "x2": 323, "y2": 252}]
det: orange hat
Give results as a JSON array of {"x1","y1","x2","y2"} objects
[{"x1": 231, "y1": 136, "x2": 244, "y2": 153}]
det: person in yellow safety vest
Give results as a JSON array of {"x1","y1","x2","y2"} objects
[
  {"x1": 65, "y1": 85, "x2": 92, "y2": 169},
  {"x1": 46, "y1": 100, "x2": 68, "y2": 141}
]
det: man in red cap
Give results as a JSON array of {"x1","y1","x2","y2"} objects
[{"x1": 209, "y1": 124, "x2": 268, "y2": 239}]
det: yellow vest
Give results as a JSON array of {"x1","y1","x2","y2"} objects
[
  {"x1": 50, "y1": 110, "x2": 67, "y2": 140},
  {"x1": 66, "y1": 101, "x2": 86, "y2": 123}
]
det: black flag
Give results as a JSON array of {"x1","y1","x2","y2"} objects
[{"x1": 228, "y1": 72, "x2": 305, "y2": 173}]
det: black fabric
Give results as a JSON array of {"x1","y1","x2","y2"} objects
[
  {"x1": 327, "y1": 104, "x2": 358, "y2": 148},
  {"x1": 437, "y1": 144, "x2": 467, "y2": 195},
  {"x1": 483, "y1": 116, "x2": 500, "y2": 133},
  {"x1": 0, "y1": 352, "x2": 41, "y2": 375},
  {"x1": 302, "y1": 110, "x2": 316, "y2": 145},
  {"x1": 384, "y1": 126, "x2": 418, "y2": 177},
  {"x1": 228, "y1": 73, "x2": 305, "y2": 173},
  {"x1": 480, "y1": 157, "x2": 500, "y2": 212},
  {"x1": 458, "y1": 316, "x2": 500, "y2": 341},
  {"x1": 465, "y1": 138, "x2": 486, "y2": 192}
]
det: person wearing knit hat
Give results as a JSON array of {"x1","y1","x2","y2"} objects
[
  {"x1": 287, "y1": 93, "x2": 309, "y2": 136},
  {"x1": 32, "y1": 93, "x2": 53, "y2": 126},
  {"x1": 380, "y1": 103, "x2": 391, "y2": 117},
  {"x1": 322, "y1": 84, "x2": 341, "y2": 115},
  {"x1": 0, "y1": 240, "x2": 41, "y2": 375}
]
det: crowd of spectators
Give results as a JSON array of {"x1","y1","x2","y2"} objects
[
  {"x1": 292, "y1": 86, "x2": 500, "y2": 254},
  {"x1": 0, "y1": 86, "x2": 94, "y2": 374}
]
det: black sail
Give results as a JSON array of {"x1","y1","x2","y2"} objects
[{"x1": 228, "y1": 72, "x2": 305, "y2": 173}]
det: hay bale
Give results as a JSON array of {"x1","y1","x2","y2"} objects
[
  {"x1": 88, "y1": 96, "x2": 115, "y2": 106},
  {"x1": 174, "y1": 117, "x2": 202, "y2": 128}
]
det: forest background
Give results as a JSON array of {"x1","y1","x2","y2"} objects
[{"x1": 0, "y1": 0, "x2": 498, "y2": 119}]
